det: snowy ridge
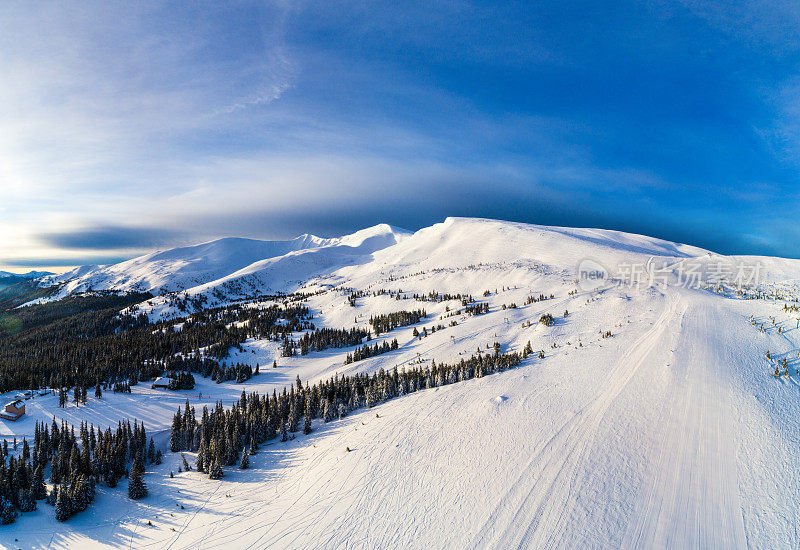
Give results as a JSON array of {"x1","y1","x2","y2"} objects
[
  {"x1": 37, "y1": 224, "x2": 412, "y2": 303},
  {"x1": 366, "y1": 216, "x2": 709, "y2": 272}
]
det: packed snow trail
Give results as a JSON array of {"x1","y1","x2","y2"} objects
[
  {"x1": 470, "y1": 289, "x2": 683, "y2": 547},
  {"x1": 621, "y1": 291, "x2": 746, "y2": 548}
]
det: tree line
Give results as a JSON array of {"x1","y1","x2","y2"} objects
[
  {"x1": 368, "y1": 309, "x2": 426, "y2": 336},
  {"x1": 344, "y1": 339, "x2": 400, "y2": 364}
]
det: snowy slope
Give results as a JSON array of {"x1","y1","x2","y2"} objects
[
  {"x1": 38, "y1": 235, "x2": 336, "y2": 295},
  {"x1": 5, "y1": 217, "x2": 800, "y2": 548}
]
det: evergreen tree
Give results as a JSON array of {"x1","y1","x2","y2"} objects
[
  {"x1": 170, "y1": 410, "x2": 182, "y2": 452},
  {"x1": 0, "y1": 496, "x2": 17, "y2": 524},
  {"x1": 71, "y1": 476, "x2": 89, "y2": 512},
  {"x1": 54, "y1": 486, "x2": 71, "y2": 522},
  {"x1": 33, "y1": 465, "x2": 47, "y2": 500},
  {"x1": 18, "y1": 487, "x2": 37, "y2": 512},
  {"x1": 523, "y1": 340, "x2": 533, "y2": 357},
  {"x1": 239, "y1": 449, "x2": 250, "y2": 470},
  {"x1": 208, "y1": 459, "x2": 223, "y2": 480},
  {"x1": 128, "y1": 472, "x2": 148, "y2": 500},
  {"x1": 105, "y1": 472, "x2": 118, "y2": 488},
  {"x1": 131, "y1": 451, "x2": 145, "y2": 478},
  {"x1": 288, "y1": 401, "x2": 299, "y2": 433},
  {"x1": 196, "y1": 440, "x2": 206, "y2": 473},
  {"x1": 45, "y1": 486, "x2": 57, "y2": 507}
]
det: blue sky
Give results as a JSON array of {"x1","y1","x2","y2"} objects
[{"x1": 2, "y1": 0, "x2": 800, "y2": 272}]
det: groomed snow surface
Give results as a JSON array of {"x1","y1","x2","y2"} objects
[{"x1": 5, "y1": 217, "x2": 800, "y2": 548}]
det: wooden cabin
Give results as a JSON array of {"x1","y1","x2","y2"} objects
[
  {"x1": 0, "y1": 400, "x2": 25, "y2": 421},
  {"x1": 151, "y1": 377, "x2": 170, "y2": 389}
]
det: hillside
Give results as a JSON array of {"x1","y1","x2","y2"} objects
[{"x1": 2, "y1": 217, "x2": 800, "y2": 548}]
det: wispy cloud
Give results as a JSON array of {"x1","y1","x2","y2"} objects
[
  {"x1": 40, "y1": 225, "x2": 187, "y2": 251},
  {"x1": 220, "y1": 81, "x2": 294, "y2": 114},
  {"x1": 675, "y1": 0, "x2": 800, "y2": 56}
]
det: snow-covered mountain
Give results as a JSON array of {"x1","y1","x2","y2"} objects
[
  {"x1": 40, "y1": 216, "x2": 800, "y2": 320},
  {"x1": 38, "y1": 223, "x2": 411, "y2": 300},
  {"x1": 8, "y1": 217, "x2": 800, "y2": 548},
  {"x1": 37, "y1": 218, "x2": 718, "y2": 310},
  {"x1": 0, "y1": 270, "x2": 52, "y2": 290}
]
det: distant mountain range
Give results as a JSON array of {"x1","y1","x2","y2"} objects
[
  {"x1": 0, "y1": 270, "x2": 52, "y2": 290},
  {"x1": 0, "y1": 270, "x2": 52, "y2": 280}
]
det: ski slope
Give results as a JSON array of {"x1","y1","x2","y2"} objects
[{"x1": 5, "y1": 217, "x2": 800, "y2": 548}]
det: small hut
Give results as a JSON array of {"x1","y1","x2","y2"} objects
[{"x1": 0, "y1": 400, "x2": 25, "y2": 421}]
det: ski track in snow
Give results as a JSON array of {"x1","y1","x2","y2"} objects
[{"x1": 471, "y1": 289, "x2": 681, "y2": 547}]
